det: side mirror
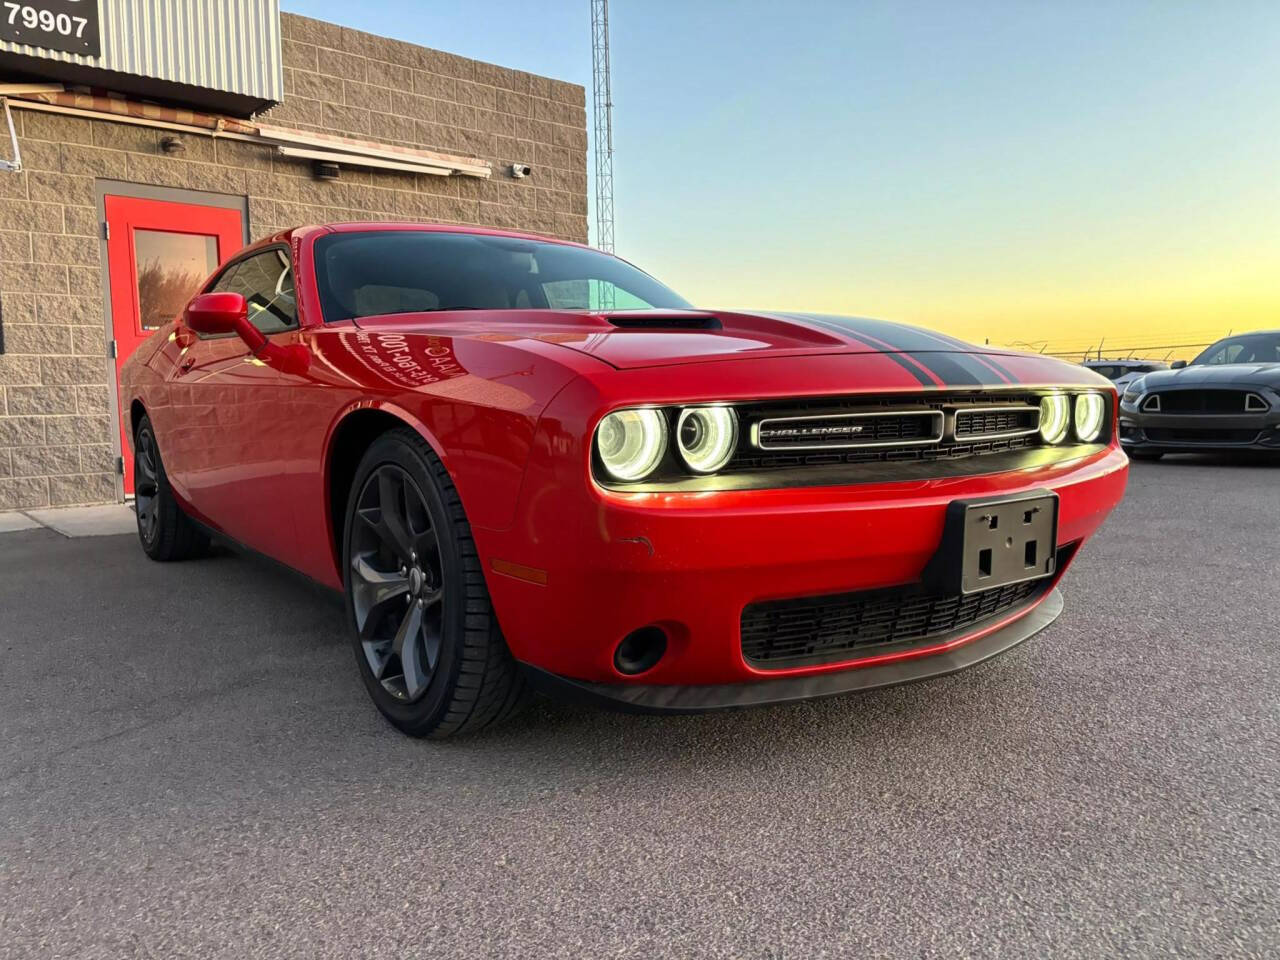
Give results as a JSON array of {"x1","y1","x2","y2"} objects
[
  {"x1": 181, "y1": 291, "x2": 309, "y2": 376},
  {"x1": 1171, "y1": 360, "x2": 1187, "y2": 369},
  {"x1": 184, "y1": 292, "x2": 267, "y2": 354}
]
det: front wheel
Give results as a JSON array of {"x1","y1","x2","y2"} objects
[
  {"x1": 342, "y1": 428, "x2": 527, "y2": 738},
  {"x1": 134, "y1": 415, "x2": 209, "y2": 561}
]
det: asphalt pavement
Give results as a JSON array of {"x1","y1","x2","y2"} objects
[{"x1": 1, "y1": 458, "x2": 1278, "y2": 959}]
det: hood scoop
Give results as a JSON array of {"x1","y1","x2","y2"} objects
[{"x1": 601, "y1": 311, "x2": 722, "y2": 331}]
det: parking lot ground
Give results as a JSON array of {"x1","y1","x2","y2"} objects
[{"x1": 1, "y1": 458, "x2": 1278, "y2": 959}]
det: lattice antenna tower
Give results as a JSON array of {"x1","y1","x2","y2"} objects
[{"x1": 591, "y1": 0, "x2": 617, "y2": 311}]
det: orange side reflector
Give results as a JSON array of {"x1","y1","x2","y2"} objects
[{"x1": 490, "y1": 558, "x2": 549, "y2": 585}]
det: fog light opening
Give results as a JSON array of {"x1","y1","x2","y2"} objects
[{"x1": 614, "y1": 626, "x2": 668, "y2": 675}]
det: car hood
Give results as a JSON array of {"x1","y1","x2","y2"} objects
[
  {"x1": 353, "y1": 308, "x2": 1022, "y2": 370},
  {"x1": 1135, "y1": 363, "x2": 1280, "y2": 390}
]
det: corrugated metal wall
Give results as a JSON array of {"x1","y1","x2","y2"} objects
[{"x1": 0, "y1": 0, "x2": 282, "y2": 103}]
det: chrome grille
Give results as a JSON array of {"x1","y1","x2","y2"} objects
[
  {"x1": 752, "y1": 410, "x2": 943, "y2": 450},
  {"x1": 725, "y1": 393, "x2": 1052, "y2": 473},
  {"x1": 954, "y1": 405, "x2": 1040, "y2": 440}
]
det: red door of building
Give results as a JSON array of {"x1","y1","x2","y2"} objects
[{"x1": 104, "y1": 195, "x2": 244, "y2": 494}]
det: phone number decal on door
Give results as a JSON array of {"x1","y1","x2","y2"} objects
[{"x1": 1, "y1": 0, "x2": 100, "y2": 56}]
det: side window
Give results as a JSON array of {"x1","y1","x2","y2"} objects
[
  {"x1": 1208, "y1": 344, "x2": 1243, "y2": 365},
  {"x1": 209, "y1": 261, "x2": 241, "y2": 295},
  {"x1": 214, "y1": 249, "x2": 297, "y2": 334}
]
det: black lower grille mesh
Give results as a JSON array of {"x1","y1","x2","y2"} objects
[
  {"x1": 1144, "y1": 427, "x2": 1260, "y2": 444},
  {"x1": 741, "y1": 576, "x2": 1045, "y2": 669}
]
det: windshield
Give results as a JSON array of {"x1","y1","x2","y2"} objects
[
  {"x1": 313, "y1": 231, "x2": 692, "y2": 321},
  {"x1": 1192, "y1": 332, "x2": 1280, "y2": 366}
]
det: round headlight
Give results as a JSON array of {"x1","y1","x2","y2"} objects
[
  {"x1": 1039, "y1": 394, "x2": 1071, "y2": 444},
  {"x1": 1074, "y1": 393, "x2": 1107, "y2": 442},
  {"x1": 596, "y1": 408, "x2": 667, "y2": 481},
  {"x1": 676, "y1": 406, "x2": 738, "y2": 474}
]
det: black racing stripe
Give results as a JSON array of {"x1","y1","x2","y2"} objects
[
  {"x1": 808, "y1": 315, "x2": 953, "y2": 353},
  {"x1": 844, "y1": 321, "x2": 1004, "y2": 385},
  {"x1": 909, "y1": 351, "x2": 984, "y2": 386},
  {"x1": 789, "y1": 314, "x2": 977, "y2": 386},
  {"x1": 880, "y1": 325, "x2": 1017, "y2": 383},
  {"x1": 879, "y1": 350, "x2": 940, "y2": 387},
  {"x1": 787, "y1": 313, "x2": 1007, "y2": 386},
  {"x1": 784, "y1": 313, "x2": 937, "y2": 387},
  {"x1": 974, "y1": 352, "x2": 1017, "y2": 382},
  {"x1": 962, "y1": 352, "x2": 1012, "y2": 383},
  {"x1": 881, "y1": 325, "x2": 1016, "y2": 384}
]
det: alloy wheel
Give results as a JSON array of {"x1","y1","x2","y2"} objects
[
  {"x1": 135, "y1": 428, "x2": 160, "y2": 546},
  {"x1": 350, "y1": 464, "x2": 445, "y2": 702}
]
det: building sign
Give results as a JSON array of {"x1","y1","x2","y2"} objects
[{"x1": 1, "y1": 0, "x2": 100, "y2": 56}]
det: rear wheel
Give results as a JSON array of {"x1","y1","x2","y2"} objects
[
  {"x1": 342, "y1": 428, "x2": 527, "y2": 738},
  {"x1": 134, "y1": 416, "x2": 209, "y2": 561}
]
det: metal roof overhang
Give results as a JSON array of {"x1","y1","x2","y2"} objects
[
  {"x1": 0, "y1": 54, "x2": 276, "y2": 116},
  {"x1": 2, "y1": 88, "x2": 492, "y2": 180},
  {"x1": 0, "y1": 0, "x2": 283, "y2": 118}
]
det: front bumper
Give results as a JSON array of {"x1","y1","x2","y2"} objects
[
  {"x1": 523, "y1": 589, "x2": 1064, "y2": 713},
  {"x1": 476, "y1": 443, "x2": 1128, "y2": 693},
  {"x1": 1119, "y1": 408, "x2": 1280, "y2": 453}
]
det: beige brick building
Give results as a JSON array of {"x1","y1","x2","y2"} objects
[{"x1": 0, "y1": 11, "x2": 587, "y2": 510}]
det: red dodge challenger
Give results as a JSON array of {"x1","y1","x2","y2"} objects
[{"x1": 119, "y1": 223, "x2": 1128, "y2": 737}]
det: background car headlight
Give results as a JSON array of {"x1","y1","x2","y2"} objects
[
  {"x1": 676, "y1": 406, "x2": 738, "y2": 473},
  {"x1": 596, "y1": 408, "x2": 667, "y2": 481},
  {"x1": 1121, "y1": 377, "x2": 1146, "y2": 406},
  {"x1": 1074, "y1": 393, "x2": 1107, "y2": 441},
  {"x1": 1039, "y1": 394, "x2": 1071, "y2": 444}
]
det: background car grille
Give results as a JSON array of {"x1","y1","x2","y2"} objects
[
  {"x1": 1148, "y1": 390, "x2": 1260, "y2": 413},
  {"x1": 739, "y1": 544, "x2": 1075, "y2": 669},
  {"x1": 954, "y1": 407, "x2": 1039, "y2": 439},
  {"x1": 1144, "y1": 427, "x2": 1261, "y2": 444}
]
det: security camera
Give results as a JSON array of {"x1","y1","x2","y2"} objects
[{"x1": 511, "y1": 163, "x2": 532, "y2": 179}]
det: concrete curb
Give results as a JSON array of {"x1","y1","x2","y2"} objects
[{"x1": 0, "y1": 504, "x2": 136, "y2": 538}]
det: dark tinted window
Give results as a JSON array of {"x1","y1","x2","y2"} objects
[
  {"x1": 313, "y1": 231, "x2": 692, "y2": 321},
  {"x1": 1193, "y1": 333, "x2": 1280, "y2": 365},
  {"x1": 211, "y1": 248, "x2": 296, "y2": 334}
]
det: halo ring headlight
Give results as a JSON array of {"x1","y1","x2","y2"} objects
[
  {"x1": 676, "y1": 406, "x2": 738, "y2": 474},
  {"x1": 1074, "y1": 393, "x2": 1107, "y2": 442},
  {"x1": 1039, "y1": 394, "x2": 1071, "y2": 444},
  {"x1": 596, "y1": 408, "x2": 668, "y2": 482}
]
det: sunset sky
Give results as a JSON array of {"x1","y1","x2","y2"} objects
[{"x1": 288, "y1": 0, "x2": 1280, "y2": 359}]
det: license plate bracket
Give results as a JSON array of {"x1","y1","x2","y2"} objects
[{"x1": 927, "y1": 490, "x2": 1059, "y2": 595}]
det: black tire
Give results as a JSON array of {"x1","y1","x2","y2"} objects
[
  {"x1": 1126, "y1": 450, "x2": 1164, "y2": 461},
  {"x1": 134, "y1": 415, "x2": 210, "y2": 562},
  {"x1": 342, "y1": 428, "x2": 528, "y2": 738}
]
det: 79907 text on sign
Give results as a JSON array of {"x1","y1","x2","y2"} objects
[{"x1": 1, "y1": 0, "x2": 100, "y2": 57}]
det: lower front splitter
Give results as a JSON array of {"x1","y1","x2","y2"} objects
[{"x1": 522, "y1": 588, "x2": 1064, "y2": 715}]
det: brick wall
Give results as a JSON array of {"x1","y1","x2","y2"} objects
[{"x1": 0, "y1": 13, "x2": 587, "y2": 510}]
